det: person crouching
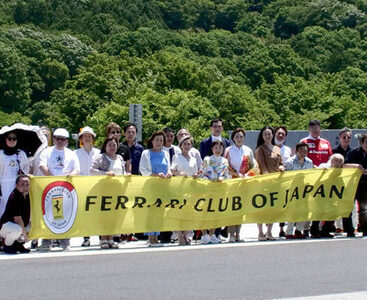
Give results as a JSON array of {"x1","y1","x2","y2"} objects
[{"x1": 0, "y1": 175, "x2": 31, "y2": 254}]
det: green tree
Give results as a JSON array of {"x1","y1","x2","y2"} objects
[
  {"x1": 0, "y1": 41, "x2": 31, "y2": 113},
  {"x1": 0, "y1": 111, "x2": 31, "y2": 127}
]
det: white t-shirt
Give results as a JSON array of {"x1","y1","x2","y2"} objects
[
  {"x1": 279, "y1": 145, "x2": 292, "y2": 163},
  {"x1": 0, "y1": 154, "x2": 20, "y2": 217},
  {"x1": 75, "y1": 147, "x2": 100, "y2": 175},
  {"x1": 171, "y1": 153, "x2": 198, "y2": 177},
  {"x1": 107, "y1": 156, "x2": 125, "y2": 175},
  {"x1": 39, "y1": 146, "x2": 80, "y2": 176}
]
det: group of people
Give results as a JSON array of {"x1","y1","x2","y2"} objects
[{"x1": 0, "y1": 118, "x2": 366, "y2": 254}]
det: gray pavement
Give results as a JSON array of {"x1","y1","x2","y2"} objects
[{"x1": 0, "y1": 232, "x2": 367, "y2": 299}]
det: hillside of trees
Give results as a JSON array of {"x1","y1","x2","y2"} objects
[{"x1": 1, "y1": 0, "x2": 366, "y2": 144}]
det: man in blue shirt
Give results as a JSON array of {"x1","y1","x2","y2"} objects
[
  {"x1": 122, "y1": 123, "x2": 144, "y2": 241},
  {"x1": 123, "y1": 123, "x2": 144, "y2": 175}
]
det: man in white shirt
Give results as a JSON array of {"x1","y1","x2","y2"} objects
[
  {"x1": 38, "y1": 128, "x2": 80, "y2": 251},
  {"x1": 75, "y1": 126, "x2": 100, "y2": 247},
  {"x1": 75, "y1": 126, "x2": 100, "y2": 176}
]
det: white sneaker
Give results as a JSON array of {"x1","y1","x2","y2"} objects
[
  {"x1": 170, "y1": 231, "x2": 178, "y2": 242},
  {"x1": 210, "y1": 235, "x2": 222, "y2": 244},
  {"x1": 229, "y1": 236, "x2": 236, "y2": 243},
  {"x1": 201, "y1": 234, "x2": 211, "y2": 244}
]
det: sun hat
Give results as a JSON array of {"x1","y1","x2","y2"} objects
[
  {"x1": 178, "y1": 135, "x2": 193, "y2": 148},
  {"x1": 78, "y1": 126, "x2": 96, "y2": 138}
]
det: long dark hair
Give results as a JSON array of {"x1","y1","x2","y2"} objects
[{"x1": 256, "y1": 126, "x2": 275, "y2": 149}]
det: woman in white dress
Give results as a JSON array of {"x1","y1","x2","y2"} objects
[
  {"x1": 171, "y1": 135, "x2": 198, "y2": 245},
  {"x1": 0, "y1": 131, "x2": 29, "y2": 217}
]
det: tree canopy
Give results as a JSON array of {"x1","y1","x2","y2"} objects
[{"x1": 0, "y1": 0, "x2": 366, "y2": 145}]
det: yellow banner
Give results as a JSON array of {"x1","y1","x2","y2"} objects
[{"x1": 28, "y1": 169, "x2": 362, "y2": 239}]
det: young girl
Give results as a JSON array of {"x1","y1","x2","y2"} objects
[{"x1": 199, "y1": 140, "x2": 229, "y2": 244}]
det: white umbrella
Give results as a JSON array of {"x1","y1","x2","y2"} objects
[{"x1": 0, "y1": 123, "x2": 48, "y2": 161}]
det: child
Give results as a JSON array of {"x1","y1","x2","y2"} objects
[{"x1": 199, "y1": 140, "x2": 229, "y2": 244}]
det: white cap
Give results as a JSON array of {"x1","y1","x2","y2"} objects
[
  {"x1": 53, "y1": 128, "x2": 69, "y2": 138},
  {"x1": 78, "y1": 126, "x2": 96, "y2": 138}
]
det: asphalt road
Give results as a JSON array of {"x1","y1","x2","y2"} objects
[{"x1": 1, "y1": 238, "x2": 366, "y2": 299}]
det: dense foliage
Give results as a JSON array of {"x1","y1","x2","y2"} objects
[{"x1": 0, "y1": 0, "x2": 366, "y2": 145}]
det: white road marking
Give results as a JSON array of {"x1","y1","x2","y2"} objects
[{"x1": 276, "y1": 291, "x2": 367, "y2": 300}]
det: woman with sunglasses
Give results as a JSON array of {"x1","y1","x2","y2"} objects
[
  {"x1": 103, "y1": 122, "x2": 131, "y2": 175},
  {"x1": 332, "y1": 128, "x2": 354, "y2": 236},
  {"x1": 103, "y1": 122, "x2": 133, "y2": 243},
  {"x1": 0, "y1": 131, "x2": 29, "y2": 217}
]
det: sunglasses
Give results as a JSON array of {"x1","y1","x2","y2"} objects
[
  {"x1": 54, "y1": 137, "x2": 68, "y2": 141},
  {"x1": 342, "y1": 136, "x2": 351, "y2": 140},
  {"x1": 110, "y1": 131, "x2": 121, "y2": 135},
  {"x1": 7, "y1": 137, "x2": 17, "y2": 141}
]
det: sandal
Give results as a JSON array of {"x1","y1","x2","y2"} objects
[
  {"x1": 265, "y1": 233, "x2": 276, "y2": 241},
  {"x1": 108, "y1": 240, "x2": 119, "y2": 249},
  {"x1": 100, "y1": 240, "x2": 109, "y2": 249},
  {"x1": 258, "y1": 234, "x2": 266, "y2": 241}
]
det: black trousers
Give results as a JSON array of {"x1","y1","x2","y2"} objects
[
  {"x1": 310, "y1": 220, "x2": 334, "y2": 235},
  {"x1": 356, "y1": 181, "x2": 367, "y2": 233}
]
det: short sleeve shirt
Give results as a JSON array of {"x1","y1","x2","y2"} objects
[
  {"x1": 0, "y1": 189, "x2": 30, "y2": 227},
  {"x1": 75, "y1": 147, "x2": 100, "y2": 175},
  {"x1": 39, "y1": 146, "x2": 80, "y2": 176},
  {"x1": 300, "y1": 136, "x2": 332, "y2": 167},
  {"x1": 101, "y1": 143, "x2": 130, "y2": 162}
]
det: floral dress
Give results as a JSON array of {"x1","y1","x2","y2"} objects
[{"x1": 199, "y1": 155, "x2": 229, "y2": 180}]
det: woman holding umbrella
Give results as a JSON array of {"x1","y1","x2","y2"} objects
[{"x1": 0, "y1": 131, "x2": 29, "y2": 217}]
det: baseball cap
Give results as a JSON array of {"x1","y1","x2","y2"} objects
[{"x1": 53, "y1": 128, "x2": 69, "y2": 138}]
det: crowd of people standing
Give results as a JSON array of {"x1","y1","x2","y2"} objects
[{"x1": 0, "y1": 118, "x2": 366, "y2": 254}]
